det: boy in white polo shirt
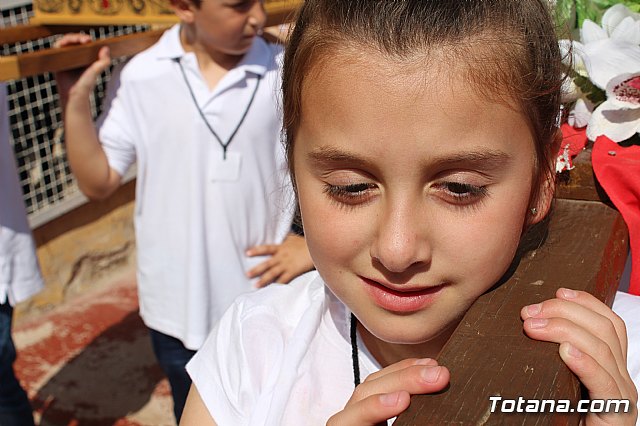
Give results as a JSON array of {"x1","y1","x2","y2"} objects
[{"x1": 56, "y1": 0, "x2": 313, "y2": 422}]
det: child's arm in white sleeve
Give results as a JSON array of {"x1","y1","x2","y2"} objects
[{"x1": 56, "y1": 35, "x2": 122, "y2": 200}]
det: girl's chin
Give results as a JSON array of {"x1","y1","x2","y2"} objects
[
  {"x1": 365, "y1": 318, "x2": 447, "y2": 344},
  {"x1": 361, "y1": 314, "x2": 461, "y2": 351}
]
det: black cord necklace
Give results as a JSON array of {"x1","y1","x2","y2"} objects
[
  {"x1": 350, "y1": 313, "x2": 361, "y2": 387},
  {"x1": 174, "y1": 57, "x2": 262, "y2": 159}
]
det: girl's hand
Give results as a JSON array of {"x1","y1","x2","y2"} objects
[
  {"x1": 522, "y1": 288, "x2": 639, "y2": 425},
  {"x1": 53, "y1": 33, "x2": 111, "y2": 101},
  {"x1": 326, "y1": 358, "x2": 450, "y2": 425}
]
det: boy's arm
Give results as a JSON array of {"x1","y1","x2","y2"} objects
[{"x1": 56, "y1": 36, "x2": 122, "y2": 200}]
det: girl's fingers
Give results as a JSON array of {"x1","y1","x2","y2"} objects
[
  {"x1": 329, "y1": 362, "x2": 449, "y2": 425},
  {"x1": 523, "y1": 315, "x2": 627, "y2": 396},
  {"x1": 557, "y1": 341, "x2": 622, "y2": 401},
  {"x1": 348, "y1": 364, "x2": 449, "y2": 405},
  {"x1": 326, "y1": 391, "x2": 411, "y2": 426},
  {"x1": 521, "y1": 291, "x2": 638, "y2": 423},
  {"x1": 555, "y1": 289, "x2": 629, "y2": 354},
  {"x1": 522, "y1": 292, "x2": 627, "y2": 363},
  {"x1": 363, "y1": 357, "x2": 438, "y2": 382},
  {"x1": 558, "y1": 342, "x2": 638, "y2": 425}
]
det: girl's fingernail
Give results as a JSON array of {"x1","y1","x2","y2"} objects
[
  {"x1": 421, "y1": 366, "x2": 442, "y2": 383},
  {"x1": 380, "y1": 392, "x2": 400, "y2": 407},
  {"x1": 414, "y1": 358, "x2": 434, "y2": 366},
  {"x1": 526, "y1": 303, "x2": 542, "y2": 316},
  {"x1": 528, "y1": 318, "x2": 548, "y2": 329},
  {"x1": 561, "y1": 288, "x2": 577, "y2": 299},
  {"x1": 568, "y1": 344, "x2": 583, "y2": 358}
]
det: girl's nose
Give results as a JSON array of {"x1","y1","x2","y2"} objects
[{"x1": 370, "y1": 199, "x2": 431, "y2": 274}]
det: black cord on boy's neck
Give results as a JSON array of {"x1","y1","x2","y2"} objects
[
  {"x1": 350, "y1": 313, "x2": 361, "y2": 387},
  {"x1": 172, "y1": 57, "x2": 261, "y2": 160}
]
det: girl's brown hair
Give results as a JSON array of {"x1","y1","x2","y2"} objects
[{"x1": 282, "y1": 0, "x2": 563, "y2": 205}]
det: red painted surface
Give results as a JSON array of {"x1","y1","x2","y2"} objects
[{"x1": 14, "y1": 276, "x2": 174, "y2": 426}]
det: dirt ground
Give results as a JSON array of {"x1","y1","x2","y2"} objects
[{"x1": 13, "y1": 270, "x2": 176, "y2": 426}]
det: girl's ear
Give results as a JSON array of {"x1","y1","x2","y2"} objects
[
  {"x1": 528, "y1": 129, "x2": 562, "y2": 226},
  {"x1": 170, "y1": 0, "x2": 197, "y2": 23}
]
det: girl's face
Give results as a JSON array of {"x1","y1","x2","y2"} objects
[{"x1": 293, "y1": 50, "x2": 550, "y2": 363}]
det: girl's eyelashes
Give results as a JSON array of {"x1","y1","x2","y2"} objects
[
  {"x1": 322, "y1": 180, "x2": 489, "y2": 208},
  {"x1": 323, "y1": 182, "x2": 377, "y2": 206},
  {"x1": 434, "y1": 181, "x2": 488, "y2": 205}
]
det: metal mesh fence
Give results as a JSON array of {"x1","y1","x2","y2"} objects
[{"x1": 1, "y1": 3, "x2": 145, "y2": 221}]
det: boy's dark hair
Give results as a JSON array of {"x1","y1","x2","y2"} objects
[{"x1": 282, "y1": 0, "x2": 563, "y2": 208}]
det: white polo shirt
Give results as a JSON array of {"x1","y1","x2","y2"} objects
[
  {"x1": 98, "y1": 25, "x2": 294, "y2": 350},
  {"x1": 0, "y1": 82, "x2": 44, "y2": 306}
]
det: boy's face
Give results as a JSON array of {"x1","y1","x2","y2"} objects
[
  {"x1": 293, "y1": 50, "x2": 550, "y2": 363},
  {"x1": 187, "y1": 0, "x2": 266, "y2": 56}
]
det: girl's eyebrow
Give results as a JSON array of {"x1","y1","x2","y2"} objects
[
  {"x1": 307, "y1": 146, "x2": 511, "y2": 170},
  {"x1": 307, "y1": 147, "x2": 371, "y2": 169},
  {"x1": 428, "y1": 150, "x2": 512, "y2": 170}
]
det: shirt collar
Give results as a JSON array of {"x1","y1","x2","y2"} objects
[{"x1": 155, "y1": 24, "x2": 271, "y2": 77}]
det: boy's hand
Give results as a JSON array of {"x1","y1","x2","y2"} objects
[
  {"x1": 246, "y1": 234, "x2": 314, "y2": 287},
  {"x1": 522, "y1": 289, "x2": 639, "y2": 425},
  {"x1": 326, "y1": 358, "x2": 449, "y2": 425},
  {"x1": 54, "y1": 33, "x2": 111, "y2": 101}
]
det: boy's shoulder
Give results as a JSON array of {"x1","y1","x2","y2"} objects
[
  {"x1": 119, "y1": 24, "x2": 183, "y2": 81},
  {"x1": 238, "y1": 36, "x2": 284, "y2": 76}
]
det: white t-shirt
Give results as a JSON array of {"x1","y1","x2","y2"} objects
[
  {"x1": 98, "y1": 25, "x2": 294, "y2": 350},
  {"x1": 188, "y1": 271, "x2": 640, "y2": 425},
  {"x1": 0, "y1": 82, "x2": 44, "y2": 306}
]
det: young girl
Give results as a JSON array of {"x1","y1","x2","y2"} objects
[{"x1": 181, "y1": 0, "x2": 639, "y2": 424}]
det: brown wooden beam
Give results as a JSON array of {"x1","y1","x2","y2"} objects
[
  {"x1": 556, "y1": 148, "x2": 612, "y2": 203},
  {"x1": 0, "y1": 24, "x2": 95, "y2": 45},
  {"x1": 394, "y1": 198, "x2": 628, "y2": 425},
  {"x1": 0, "y1": 29, "x2": 165, "y2": 81}
]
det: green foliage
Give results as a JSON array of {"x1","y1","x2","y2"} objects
[
  {"x1": 568, "y1": 69, "x2": 607, "y2": 105},
  {"x1": 554, "y1": 0, "x2": 640, "y2": 31}
]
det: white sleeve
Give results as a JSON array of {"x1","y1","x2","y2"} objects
[
  {"x1": 186, "y1": 299, "x2": 285, "y2": 425},
  {"x1": 97, "y1": 61, "x2": 137, "y2": 177},
  {"x1": 612, "y1": 291, "x2": 640, "y2": 405}
]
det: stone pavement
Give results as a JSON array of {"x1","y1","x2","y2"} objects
[{"x1": 13, "y1": 270, "x2": 176, "y2": 426}]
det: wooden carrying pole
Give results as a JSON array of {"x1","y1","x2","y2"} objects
[
  {"x1": 0, "y1": 29, "x2": 166, "y2": 81},
  {"x1": 394, "y1": 151, "x2": 629, "y2": 425},
  {"x1": 0, "y1": 1, "x2": 300, "y2": 81}
]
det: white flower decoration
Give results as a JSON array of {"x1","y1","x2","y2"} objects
[
  {"x1": 559, "y1": 4, "x2": 640, "y2": 143},
  {"x1": 587, "y1": 72, "x2": 640, "y2": 142}
]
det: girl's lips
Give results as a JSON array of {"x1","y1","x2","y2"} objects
[{"x1": 361, "y1": 277, "x2": 445, "y2": 313}]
